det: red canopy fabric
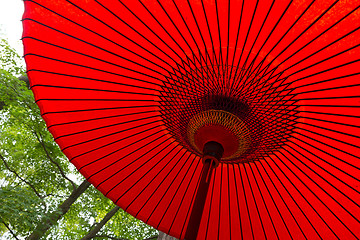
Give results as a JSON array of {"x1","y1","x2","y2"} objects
[{"x1": 22, "y1": 0, "x2": 360, "y2": 239}]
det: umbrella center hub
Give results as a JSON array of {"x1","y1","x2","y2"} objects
[{"x1": 187, "y1": 110, "x2": 251, "y2": 162}]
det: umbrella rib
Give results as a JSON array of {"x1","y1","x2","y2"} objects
[
  {"x1": 275, "y1": 149, "x2": 359, "y2": 238},
  {"x1": 159, "y1": 98, "x2": 201, "y2": 116},
  {"x1": 145, "y1": 150, "x2": 192, "y2": 223},
  {"x1": 218, "y1": 0, "x2": 229, "y2": 90},
  {"x1": 256, "y1": 0, "x2": 340, "y2": 77},
  {"x1": 138, "y1": 0, "x2": 212, "y2": 83},
  {"x1": 244, "y1": 69, "x2": 290, "y2": 101},
  {"x1": 240, "y1": 67, "x2": 291, "y2": 108},
  {"x1": 285, "y1": 43, "x2": 360, "y2": 81},
  {"x1": 252, "y1": 162, "x2": 294, "y2": 239},
  {"x1": 170, "y1": 0, "x2": 218, "y2": 82},
  {"x1": 246, "y1": 76, "x2": 291, "y2": 112},
  {"x1": 253, "y1": 71, "x2": 360, "y2": 99},
  {"x1": 299, "y1": 121, "x2": 360, "y2": 143},
  {"x1": 156, "y1": 153, "x2": 194, "y2": 228},
  {"x1": 215, "y1": 0, "x2": 224, "y2": 76},
  {"x1": 231, "y1": 165, "x2": 243, "y2": 240},
  {"x1": 104, "y1": 140, "x2": 175, "y2": 202},
  {"x1": 169, "y1": 158, "x2": 200, "y2": 236},
  {"x1": 161, "y1": 73, "x2": 212, "y2": 101},
  {"x1": 240, "y1": 0, "x2": 294, "y2": 87},
  {"x1": 138, "y1": 147, "x2": 185, "y2": 221},
  {"x1": 35, "y1": 98, "x2": 155, "y2": 102},
  {"x1": 289, "y1": 133, "x2": 360, "y2": 183},
  {"x1": 26, "y1": 68, "x2": 163, "y2": 89},
  {"x1": 257, "y1": 159, "x2": 308, "y2": 239},
  {"x1": 277, "y1": 117, "x2": 360, "y2": 177},
  {"x1": 260, "y1": 109, "x2": 360, "y2": 136},
  {"x1": 224, "y1": 0, "x2": 231, "y2": 89},
  {"x1": 295, "y1": 95, "x2": 360, "y2": 101},
  {"x1": 115, "y1": 0, "x2": 197, "y2": 72},
  {"x1": 243, "y1": 73, "x2": 291, "y2": 100},
  {"x1": 232, "y1": 0, "x2": 261, "y2": 93},
  {"x1": 23, "y1": 2, "x2": 176, "y2": 74},
  {"x1": 66, "y1": 0, "x2": 187, "y2": 75},
  {"x1": 246, "y1": 99, "x2": 298, "y2": 135},
  {"x1": 31, "y1": 85, "x2": 158, "y2": 96},
  {"x1": 285, "y1": 34, "x2": 360, "y2": 81},
  {"x1": 240, "y1": 86, "x2": 290, "y2": 122},
  {"x1": 285, "y1": 139, "x2": 360, "y2": 209},
  {"x1": 237, "y1": 164, "x2": 255, "y2": 239},
  {"x1": 290, "y1": 72, "x2": 360, "y2": 90},
  {"x1": 298, "y1": 115, "x2": 360, "y2": 129},
  {"x1": 155, "y1": 0, "x2": 210, "y2": 79},
  {"x1": 73, "y1": 126, "x2": 164, "y2": 168},
  {"x1": 269, "y1": 122, "x2": 360, "y2": 193},
  {"x1": 227, "y1": 0, "x2": 245, "y2": 87},
  {"x1": 154, "y1": 4, "x2": 217, "y2": 93},
  {"x1": 238, "y1": 0, "x2": 276, "y2": 84},
  {"x1": 185, "y1": 0, "x2": 218, "y2": 81},
  {"x1": 243, "y1": 163, "x2": 272, "y2": 239},
  {"x1": 25, "y1": 53, "x2": 163, "y2": 83},
  {"x1": 199, "y1": 0, "x2": 220, "y2": 86},
  {"x1": 23, "y1": 35, "x2": 168, "y2": 78},
  {"x1": 41, "y1": 105, "x2": 159, "y2": 116},
  {"x1": 277, "y1": 5, "x2": 360, "y2": 70},
  {"x1": 247, "y1": 163, "x2": 281, "y2": 239},
  {"x1": 295, "y1": 109, "x2": 360, "y2": 119},
  {"x1": 163, "y1": 73, "x2": 210, "y2": 96},
  {"x1": 65, "y1": 121, "x2": 162, "y2": 155},
  {"x1": 90, "y1": 133, "x2": 169, "y2": 185},
  {"x1": 249, "y1": 0, "x2": 317, "y2": 79},
  {"x1": 266, "y1": 154, "x2": 325, "y2": 239},
  {"x1": 296, "y1": 104, "x2": 360, "y2": 108},
  {"x1": 166, "y1": 58, "x2": 217, "y2": 91},
  {"x1": 265, "y1": 36, "x2": 360, "y2": 85},
  {"x1": 53, "y1": 115, "x2": 161, "y2": 141},
  {"x1": 47, "y1": 110, "x2": 160, "y2": 129},
  {"x1": 115, "y1": 143, "x2": 181, "y2": 207}
]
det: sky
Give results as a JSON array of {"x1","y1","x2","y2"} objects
[{"x1": 0, "y1": 0, "x2": 25, "y2": 55}]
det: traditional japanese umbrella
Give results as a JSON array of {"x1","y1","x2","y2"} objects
[{"x1": 22, "y1": 0, "x2": 360, "y2": 239}]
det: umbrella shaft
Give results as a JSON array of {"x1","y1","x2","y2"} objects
[{"x1": 184, "y1": 160, "x2": 214, "y2": 240}]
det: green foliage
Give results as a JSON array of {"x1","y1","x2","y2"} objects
[
  {"x1": 0, "y1": 37, "x2": 75, "y2": 238},
  {"x1": 0, "y1": 38, "x2": 157, "y2": 239},
  {"x1": 0, "y1": 186, "x2": 43, "y2": 234},
  {"x1": 0, "y1": 39, "x2": 24, "y2": 76}
]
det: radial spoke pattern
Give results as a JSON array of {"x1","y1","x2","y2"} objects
[{"x1": 22, "y1": 0, "x2": 360, "y2": 239}]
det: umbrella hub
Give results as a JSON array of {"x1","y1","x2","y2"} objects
[
  {"x1": 202, "y1": 141, "x2": 224, "y2": 167},
  {"x1": 187, "y1": 109, "x2": 251, "y2": 163}
]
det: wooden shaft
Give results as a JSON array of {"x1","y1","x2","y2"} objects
[
  {"x1": 184, "y1": 141, "x2": 223, "y2": 240},
  {"x1": 184, "y1": 160, "x2": 213, "y2": 240}
]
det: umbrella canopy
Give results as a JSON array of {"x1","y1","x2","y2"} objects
[{"x1": 22, "y1": 0, "x2": 360, "y2": 239}]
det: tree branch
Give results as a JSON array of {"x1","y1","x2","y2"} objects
[
  {"x1": 94, "y1": 235, "x2": 129, "y2": 240},
  {"x1": 0, "y1": 153, "x2": 43, "y2": 199},
  {"x1": 32, "y1": 131, "x2": 76, "y2": 190},
  {"x1": 0, "y1": 218, "x2": 20, "y2": 240},
  {"x1": 81, "y1": 205, "x2": 121, "y2": 240},
  {"x1": 26, "y1": 180, "x2": 91, "y2": 240},
  {"x1": 143, "y1": 235, "x2": 159, "y2": 240},
  {"x1": 157, "y1": 232, "x2": 177, "y2": 240}
]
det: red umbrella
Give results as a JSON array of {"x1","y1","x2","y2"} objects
[{"x1": 22, "y1": 0, "x2": 360, "y2": 239}]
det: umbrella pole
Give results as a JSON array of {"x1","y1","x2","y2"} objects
[{"x1": 184, "y1": 142, "x2": 223, "y2": 240}]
